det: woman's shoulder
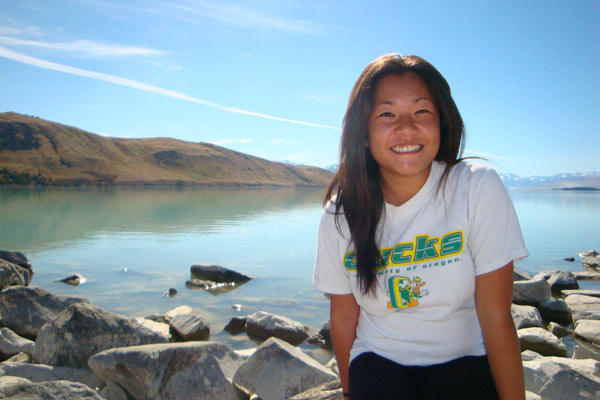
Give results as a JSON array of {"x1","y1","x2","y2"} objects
[{"x1": 446, "y1": 160, "x2": 503, "y2": 188}]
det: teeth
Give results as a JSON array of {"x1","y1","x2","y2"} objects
[{"x1": 391, "y1": 144, "x2": 422, "y2": 153}]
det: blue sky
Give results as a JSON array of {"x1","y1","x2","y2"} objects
[{"x1": 1, "y1": 0, "x2": 598, "y2": 176}]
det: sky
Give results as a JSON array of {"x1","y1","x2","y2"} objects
[{"x1": 1, "y1": 0, "x2": 598, "y2": 177}]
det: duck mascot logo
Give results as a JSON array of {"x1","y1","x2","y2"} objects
[{"x1": 387, "y1": 276, "x2": 429, "y2": 309}]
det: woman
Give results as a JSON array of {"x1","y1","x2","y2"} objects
[{"x1": 313, "y1": 54, "x2": 528, "y2": 399}]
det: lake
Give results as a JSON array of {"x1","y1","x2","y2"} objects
[{"x1": 1, "y1": 185, "x2": 599, "y2": 354}]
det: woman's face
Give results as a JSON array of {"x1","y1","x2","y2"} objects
[{"x1": 367, "y1": 73, "x2": 440, "y2": 195}]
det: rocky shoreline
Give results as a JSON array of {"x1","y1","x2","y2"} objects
[{"x1": 0, "y1": 250, "x2": 599, "y2": 399}]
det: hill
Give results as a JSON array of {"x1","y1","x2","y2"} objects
[{"x1": 0, "y1": 112, "x2": 333, "y2": 187}]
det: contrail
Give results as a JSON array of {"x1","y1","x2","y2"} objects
[{"x1": 0, "y1": 46, "x2": 339, "y2": 130}]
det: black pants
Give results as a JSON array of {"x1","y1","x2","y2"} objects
[{"x1": 349, "y1": 352, "x2": 499, "y2": 400}]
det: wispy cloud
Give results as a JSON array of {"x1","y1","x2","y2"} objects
[
  {"x1": 463, "y1": 149, "x2": 519, "y2": 163},
  {"x1": 0, "y1": 46, "x2": 339, "y2": 130},
  {"x1": 210, "y1": 138, "x2": 252, "y2": 145},
  {"x1": 0, "y1": 36, "x2": 165, "y2": 57}
]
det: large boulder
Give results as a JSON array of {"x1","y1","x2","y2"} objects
[
  {"x1": 539, "y1": 368, "x2": 600, "y2": 400},
  {"x1": 0, "y1": 380, "x2": 103, "y2": 399},
  {"x1": 565, "y1": 294, "x2": 600, "y2": 322},
  {"x1": 288, "y1": 379, "x2": 343, "y2": 400},
  {"x1": 517, "y1": 327, "x2": 567, "y2": 357},
  {"x1": 0, "y1": 328, "x2": 35, "y2": 359},
  {"x1": 33, "y1": 302, "x2": 168, "y2": 368},
  {"x1": 190, "y1": 264, "x2": 251, "y2": 283},
  {"x1": 574, "y1": 320, "x2": 600, "y2": 347},
  {"x1": 233, "y1": 337, "x2": 337, "y2": 400},
  {"x1": 0, "y1": 259, "x2": 31, "y2": 290},
  {"x1": 511, "y1": 304, "x2": 544, "y2": 329},
  {"x1": 0, "y1": 362, "x2": 103, "y2": 389},
  {"x1": 513, "y1": 277, "x2": 551, "y2": 305},
  {"x1": 0, "y1": 286, "x2": 89, "y2": 339},
  {"x1": 246, "y1": 311, "x2": 309, "y2": 345},
  {"x1": 536, "y1": 299, "x2": 572, "y2": 325},
  {"x1": 522, "y1": 350, "x2": 563, "y2": 394},
  {"x1": 534, "y1": 270, "x2": 579, "y2": 294},
  {"x1": 88, "y1": 342, "x2": 242, "y2": 400},
  {"x1": 0, "y1": 250, "x2": 32, "y2": 274}
]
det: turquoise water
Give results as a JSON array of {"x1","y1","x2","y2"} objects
[{"x1": 1, "y1": 186, "x2": 599, "y2": 351}]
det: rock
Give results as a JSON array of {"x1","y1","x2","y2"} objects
[
  {"x1": 579, "y1": 250, "x2": 599, "y2": 258},
  {"x1": 231, "y1": 304, "x2": 243, "y2": 311},
  {"x1": 517, "y1": 327, "x2": 567, "y2": 357},
  {"x1": 288, "y1": 379, "x2": 342, "y2": 400},
  {"x1": 0, "y1": 362, "x2": 104, "y2": 389},
  {"x1": 307, "y1": 332, "x2": 327, "y2": 347},
  {"x1": 232, "y1": 337, "x2": 337, "y2": 400},
  {"x1": 563, "y1": 289, "x2": 600, "y2": 297},
  {"x1": 164, "y1": 305, "x2": 193, "y2": 320},
  {"x1": 190, "y1": 264, "x2": 251, "y2": 283},
  {"x1": 165, "y1": 287, "x2": 177, "y2": 297},
  {"x1": 564, "y1": 257, "x2": 575, "y2": 262},
  {"x1": 169, "y1": 313, "x2": 210, "y2": 341},
  {"x1": 88, "y1": 342, "x2": 242, "y2": 400},
  {"x1": 539, "y1": 367, "x2": 600, "y2": 400},
  {"x1": 522, "y1": 351, "x2": 563, "y2": 394},
  {"x1": 0, "y1": 380, "x2": 104, "y2": 399},
  {"x1": 0, "y1": 286, "x2": 89, "y2": 339},
  {"x1": 0, "y1": 250, "x2": 32, "y2": 273},
  {"x1": 574, "y1": 341, "x2": 600, "y2": 362},
  {"x1": 33, "y1": 302, "x2": 168, "y2": 368},
  {"x1": 573, "y1": 271, "x2": 600, "y2": 281},
  {"x1": 185, "y1": 279, "x2": 240, "y2": 294},
  {"x1": 56, "y1": 273, "x2": 85, "y2": 286},
  {"x1": 513, "y1": 277, "x2": 551, "y2": 305},
  {"x1": 526, "y1": 391, "x2": 542, "y2": 400},
  {"x1": 565, "y1": 294, "x2": 600, "y2": 322},
  {"x1": 537, "y1": 299, "x2": 572, "y2": 325},
  {"x1": 0, "y1": 259, "x2": 31, "y2": 290},
  {"x1": 582, "y1": 255, "x2": 600, "y2": 270},
  {"x1": 319, "y1": 321, "x2": 331, "y2": 347},
  {"x1": 246, "y1": 311, "x2": 309, "y2": 345},
  {"x1": 514, "y1": 268, "x2": 533, "y2": 281},
  {"x1": 132, "y1": 317, "x2": 171, "y2": 341},
  {"x1": 224, "y1": 316, "x2": 247, "y2": 334},
  {"x1": 0, "y1": 375, "x2": 31, "y2": 387},
  {"x1": 0, "y1": 328, "x2": 35, "y2": 359},
  {"x1": 511, "y1": 304, "x2": 544, "y2": 329},
  {"x1": 325, "y1": 357, "x2": 339, "y2": 376},
  {"x1": 546, "y1": 356, "x2": 600, "y2": 378},
  {"x1": 101, "y1": 382, "x2": 129, "y2": 400},
  {"x1": 574, "y1": 320, "x2": 600, "y2": 346},
  {"x1": 234, "y1": 348, "x2": 256, "y2": 360},
  {"x1": 548, "y1": 322, "x2": 572, "y2": 338},
  {"x1": 533, "y1": 270, "x2": 579, "y2": 294},
  {"x1": 4, "y1": 352, "x2": 32, "y2": 363}
]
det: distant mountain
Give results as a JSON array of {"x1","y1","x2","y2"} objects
[
  {"x1": 499, "y1": 171, "x2": 600, "y2": 189},
  {"x1": 0, "y1": 112, "x2": 333, "y2": 186}
]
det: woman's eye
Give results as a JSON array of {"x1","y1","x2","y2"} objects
[
  {"x1": 379, "y1": 112, "x2": 393, "y2": 117},
  {"x1": 415, "y1": 109, "x2": 430, "y2": 115}
]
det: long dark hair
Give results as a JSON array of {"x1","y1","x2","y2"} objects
[{"x1": 325, "y1": 54, "x2": 465, "y2": 294}]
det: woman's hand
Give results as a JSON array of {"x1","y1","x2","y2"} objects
[
  {"x1": 475, "y1": 261, "x2": 526, "y2": 400},
  {"x1": 330, "y1": 293, "x2": 360, "y2": 396}
]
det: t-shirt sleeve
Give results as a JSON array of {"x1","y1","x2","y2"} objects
[
  {"x1": 467, "y1": 167, "x2": 529, "y2": 276},
  {"x1": 313, "y1": 208, "x2": 352, "y2": 294}
]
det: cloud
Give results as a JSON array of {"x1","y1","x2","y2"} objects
[
  {"x1": 210, "y1": 138, "x2": 252, "y2": 145},
  {"x1": 0, "y1": 46, "x2": 339, "y2": 130},
  {"x1": 463, "y1": 149, "x2": 519, "y2": 163},
  {"x1": 0, "y1": 36, "x2": 165, "y2": 57}
]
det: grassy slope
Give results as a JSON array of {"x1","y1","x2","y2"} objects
[{"x1": 0, "y1": 112, "x2": 333, "y2": 186}]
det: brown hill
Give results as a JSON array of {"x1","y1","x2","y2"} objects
[{"x1": 0, "y1": 112, "x2": 333, "y2": 186}]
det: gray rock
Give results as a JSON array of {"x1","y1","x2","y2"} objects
[
  {"x1": 582, "y1": 255, "x2": 600, "y2": 270},
  {"x1": 511, "y1": 304, "x2": 544, "y2": 329},
  {"x1": 288, "y1": 379, "x2": 342, "y2": 400},
  {"x1": 565, "y1": 294, "x2": 600, "y2": 322},
  {"x1": 56, "y1": 273, "x2": 85, "y2": 286},
  {"x1": 514, "y1": 268, "x2": 533, "y2": 281},
  {"x1": 548, "y1": 322, "x2": 572, "y2": 338},
  {"x1": 0, "y1": 362, "x2": 104, "y2": 389},
  {"x1": 0, "y1": 375, "x2": 31, "y2": 387},
  {"x1": 0, "y1": 380, "x2": 103, "y2": 399},
  {"x1": 0, "y1": 328, "x2": 35, "y2": 359},
  {"x1": 537, "y1": 299, "x2": 572, "y2": 325},
  {"x1": 88, "y1": 342, "x2": 241, "y2": 400},
  {"x1": 101, "y1": 382, "x2": 129, "y2": 400},
  {"x1": 579, "y1": 250, "x2": 599, "y2": 258},
  {"x1": 33, "y1": 302, "x2": 168, "y2": 368},
  {"x1": 164, "y1": 305, "x2": 192, "y2": 320},
  {"x1": 224, "y1": 316, "x2": 247, "y2": 334},
  {"x1": 132, "y1": 317, "x2": 171, "y2": 341},
  {"x1": 573, "y1": 272, "x2": 600, "y2": 281},
  {"x1": 4, "y1": 352, "x2": 32, "y2": 363},
  {"x1": 574, "y1": 320, "x2": 600, "y2": 346},
  {"x1": 526, "y1": 392, "x2": 542, "y2": 400},
  {"x1": 522, "y1": 352, "x2": 563, "y2": 394},
  {"x1": 0, "y1": 260, "x2": 31, "y2": 290},
  {"x1": 319, "y1": 320, "x2": 331, "y2": 347},
  {"x1": 190, "y1": 264, "x2": 251, "y2": 283},
  {"x1": 539, "y1": 367, "x2": 600, "y2": 400},
  {"x1": 574, "y1": 341, "x2": 600, "y2": 362},
  {"x1": 0, "y1": 251, "x2": 32, "y2": 273},
  {"x1": 517, "y1": 327, "x2": 567, "y2": 357},
  {"x1": 563, "y1": 289, "x2": 600, "y2": 298},
  {"x1": 232, "y1": 337, "x2": 337, "y2": 400},
  {"x1": 534, "y1": 270, "x2": 579, "y2": 294},
  {"x1": 546, "y1": 356, "x2": 600, "y2": 378},
  {"x1": 169, "y1": 313, "x2": 210, "y2": 341},
  {"x1": 513, "y1": 277, "x2": 551, "y2": 305},
  {"x1": 325, "y1": 357, "x2": 339, "y2": 376},
  {"x1": 234, "y1": 348, "x2": 256, "y2": 361},
  {"x1": 246, "y1": 311, "x2": 309, "y2": 345},
  {"x1": 0, "y1": 286, "x2": 89, "y2": 339}
]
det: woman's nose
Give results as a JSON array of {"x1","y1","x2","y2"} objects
[{"x1": 393, "y1": 114, "x2": 417, "y2": 134}]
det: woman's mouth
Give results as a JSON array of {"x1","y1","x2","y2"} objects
[{"x1": 391, "y1": 144, "x2": 423, "y2": 153}]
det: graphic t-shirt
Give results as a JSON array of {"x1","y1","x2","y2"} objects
[{"x1": 313, "y1": 161, "x2": 528, "y2": 366}]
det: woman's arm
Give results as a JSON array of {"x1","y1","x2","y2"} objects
[
  {"x1": 475, "y1": 261, "x2": 525, "y2": 400},
  {"x1": 330, "y1": 293, "x2": 360, "y2": 396}
]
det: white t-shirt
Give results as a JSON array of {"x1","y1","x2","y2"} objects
[{"x1": 313, "y1": 161, "x2": 528, "y2": 366}]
